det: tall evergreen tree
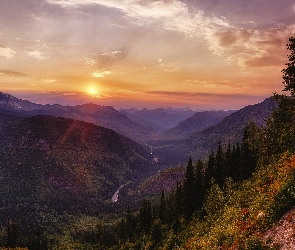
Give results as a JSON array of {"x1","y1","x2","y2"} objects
[
  {"x1": 175, "y1": 181, "x2": 183, "y2": 216},
  {"x1": 282, "y1": 37, "x2": 295, "y2": 95},
  {"x1": 241, "y1": 122, "x2": 260, "y2": 179},
  {"x1": 159, "y1": 190, "x2": 166, "y2": 223},
  {"x1": 139, "y1": 199, "x2": 152, "y2": 233},
  {"x1": 205, "y1": 152, "x2": 215, "y2": 189},
  {"x1": 126, "y1": 206, "x2": 133, "y2": 241},
  {"x1": 264, "y1": 94, "x2": 295, "y2": 160},
  {"x1": 183, "y1": 156, "x2": 196, "y2": 219},
  {"x1": 214, "y1": 141, "x2": 225, "y2": 186},
  {"x1": 225, "y1": 141, "x2": 232, "y2": 179},
  {"x1": 195, "y1": 159, "x2": 205, "y2": 208},
  {"x1": 230, "y1": 143, "x2": 242, "y2": 181}
]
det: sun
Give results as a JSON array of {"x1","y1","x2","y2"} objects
[
  {"x1": 86, "y1": 85, "x2": 101, "y2": 96},
  {"x1": 87, "y1": 87, "x2": 97, "y2": 95}
]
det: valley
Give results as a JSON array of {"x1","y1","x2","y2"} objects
[{"x1": 0, "y1": 91, "x2": 289, "y2": 250}]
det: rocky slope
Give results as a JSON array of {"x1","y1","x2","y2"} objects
[{"x1": 264, "y1": 208, "x2": 295, "y2": 249}]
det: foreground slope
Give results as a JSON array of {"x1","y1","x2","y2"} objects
[
  {"x1": 180, "y1": 153, "x2": 295, "y2": 249},
  {"x1": 0, "y1": 114, "x2": 152, "y2": 213}
]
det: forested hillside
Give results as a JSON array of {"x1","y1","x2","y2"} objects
[{"x1": 0, "y1": 114, "x2": 154, "y2": 249}]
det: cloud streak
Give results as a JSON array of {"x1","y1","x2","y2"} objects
[
  {"x1": 0, "y1": 69, "x2": 28, "y2": 77},
  {"x1": 147, "y1": 90, "x2": 263, "y2": 99}
]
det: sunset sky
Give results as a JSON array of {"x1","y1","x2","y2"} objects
[{"x1": 1, "y1": 0, "x2": 295, "y2": 110}]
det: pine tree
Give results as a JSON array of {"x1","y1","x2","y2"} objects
[
  {"x1": 214, "y1": 141, "x2": 225, "y2": 186},
  {"x1": 230, "y1": 143, "x2": 242, "y2": 181},
  {"x1": 139, "y1": 199, "x2": 152, "y2": 233},
  {"x1": 282, "y1": 37, "x2": 295, "y2": 96},
  {"x1": 205, "y1": 152, "x2": 215, "y2": 189},
  {"x1": 175, "y1": 181, "x2": 182, "y2": 216},
  {"x1": 195, "y1": 159, "x2": 205, "y2": 208},
  {"x1": 241, "y1": 122, "x2": 259, "y2": 179},
  {"x1": 183, "y1": 156, "x2": 196, "y2": 219},
  {"x1": 159, "y1": 190, "x2": 166, "y2": 223},
  {"x1": 224, "y1": 141, "x2": 232, "y2": 178},
  {"x1": 126, "y1": 206, "x2": 133, "y2": 241}
]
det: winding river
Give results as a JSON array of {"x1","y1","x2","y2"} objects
[{"x1": 112, "y1": 182, "x2": 130, "y2": 202}]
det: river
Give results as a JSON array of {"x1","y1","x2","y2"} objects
[{"x1": 112, "y1": 183, "x2": 130, "y2": 202}]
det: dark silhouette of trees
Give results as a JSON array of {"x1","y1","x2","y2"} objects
[
  {"x1": 183, "y1": 157, "x2": 196, "y2": 219},
  {"x1": 214, "y1": 142, "x2": 226, "y2": 186},
  {"x1": 282, "y1": 37, "x2": 295, "y2": 95}
]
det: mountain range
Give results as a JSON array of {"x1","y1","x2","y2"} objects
[
  {"x1": 0, "y1": 92, "x2": 279, "y2": 211},
  {"x1": 0, "y1": 92, "x2": 153, "y2": 144},
  {"x1": 150, "y1": 97, "x2": 278, "y2": 166}
]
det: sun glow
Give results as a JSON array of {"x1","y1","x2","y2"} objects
[{"x1": 87, "y1": 86, "x2": 98, "y2": 96}]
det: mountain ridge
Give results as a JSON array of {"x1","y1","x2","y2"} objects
[{"x1": 0, "y1": 92, "x2": 154, "y2": 144}]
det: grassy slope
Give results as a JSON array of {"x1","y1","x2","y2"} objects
[{"x1": 181, "y1": 153, "x2": 295, "y2": 249}]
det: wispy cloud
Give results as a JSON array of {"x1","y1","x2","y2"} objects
[
  {"x1": 0, "y1": 69, "x2": 28, "y2": 77},
  {"x1": 146, "y1": 90, "x2": 260, "y2": 99},
  {"x1": 42, "y1": 79, "x2": 57, "y2": 83},
  {"x1": 0, "y1": 47, "x2": 16, "y2": 58},
  {"x1": 26, "y1": 50, "x2": 47, "y2": 59},
  {"x1": 92, "y1": 71, "x2": 111, "y2": 78}
]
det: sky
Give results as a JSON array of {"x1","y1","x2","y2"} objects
[{"x1": 1, "y1": 0, "x2": 295, "y2": 110}]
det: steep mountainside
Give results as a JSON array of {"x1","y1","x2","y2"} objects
[
  {"x1": 186, "y1": 97, "x2": 278, "y2": 159},
  {"x1": 0, "y1": 114, "x2": 152, "y2": 213},
  {"x1": 163, "y1": 110, "x2": 235, "y2": 139},
  {"x1": 0, "y1": 92, "x2": 154, "y2": 144}
]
